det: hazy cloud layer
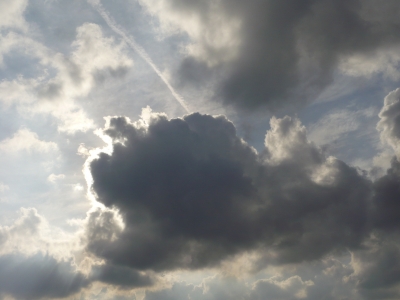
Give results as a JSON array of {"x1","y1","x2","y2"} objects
[{"x1": 140, "y1": 0, "x2": 400, "y2": 110}]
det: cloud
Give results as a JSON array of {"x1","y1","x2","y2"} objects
[
  {"x1": 377, "y1": 88, "x2": 400, "y2": 159},
  {"x1": 0, "y1": 207, "x2": 43, "y2": 247},
  {"x1": 250, "y1": 276, "x2": 314, "y2": 300},
  {"x1": 89, "y1": 263, "x2": 155, "y2": 289},
  {"x1": 0, "y1": 207, "x2": 77, "y2": 258},
  {"x1": 0, "y1": 207, "x2": 153, "y2": 294},
  {"x1": 71, "y1": 22, "x2": 133, "y2": 84},
  {"x1": 0, "y1": 128, "x2": 58, "y2": 154},
  {"x1": 350, "y1": 235, "x2": 400, "y2": 300},
  {"x1": 47, "y1": 173, "x2": 66, "y2": 183},
  {"x1": 87, "y1": 0, "x2": 190, "y2": 113},
  {"x1": 139, "y1": 0, "x2": 400, "y2": 111},
  {"x1": 85, "y1": 110, "x2": 371, "y2": 272},
  {"x1": 371, "y1": 158, "x2": 400, "y2": 232},
  {"x1": 0, "y1": 252, "x2": 89, "y2": 299},
  {"x1": 0, "y1": 182, "x2": 9, "y2": 193},
  {"x1": 0, "y1": 77, "x2": 37, "y2": 107},
  {"x1": 339, "y1": 45, "x2": 400, "y2": 80},
  {"x1": 0, "y1": 22, "x2": 133, "y2": 133},
  {"x1": 143, "y1": 260, "x2": 356, "y2": 300},
  {"x1": 308, "y1": 107, "x2": 376, "y2": 146},
  {"x1": 0, "y1": 0, "x2": 28, "y2": 30}
]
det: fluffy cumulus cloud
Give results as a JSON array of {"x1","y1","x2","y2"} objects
[
  {"x1": 139, "y1": 0, "x2": 400, "y2": 110},
  {"x1": 79, "y1": 96, "x2": 400, "y2": 298},
  {"x1": 86, "y1": 110, "x2": 370, "y2": 273}
]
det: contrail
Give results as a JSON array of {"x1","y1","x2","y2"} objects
[{"x1": 87, "y1": 0, "x2": 190, "y2": 113}]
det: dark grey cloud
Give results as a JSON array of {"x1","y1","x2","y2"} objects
[
  {"x1": 86, "y1": 112, "x2": 372, "y2": 272},
  {"x1": 0, "y1": 253, "x2": 89, "y2": 299},
  {"x1": 353, "y1": 157, "x2": 400, "y2": 299},
  {"x1": 90, "y1": 263, "x2": 155, "y2": 289},
  {"x1": 145, "y1": 0, "x2": 400, "y2": 111},
  {"x1": 372, "y1": 158, "x2": 400, "y2": 231},
  {"x1": 348, "y1": 235, "x2": 400, "y2": 300}
]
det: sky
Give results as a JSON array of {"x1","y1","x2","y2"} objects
[{"x1": 1, "y1": 0, "x2": 400, "y2": 299}]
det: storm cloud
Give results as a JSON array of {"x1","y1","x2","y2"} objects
[
  {"x1": 87, "y1": 111, "x2": 372, "y2": 272},
  {"x1": 139, "y1": 0, "x2": 400, "y2": 110}
]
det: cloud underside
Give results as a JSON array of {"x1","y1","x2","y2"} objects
[
  {"x1": 84, "y1": 98, "x2": 400, "y2": 297},
  {"x1": 139, "y1": 0, "x2": 400, "y2": 110}
]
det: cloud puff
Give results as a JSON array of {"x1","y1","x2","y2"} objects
[
  {"x1": 47, "y1": 173, "x2": 66, "y2": 183},
  {"x1": 86, "y1": 111, "x2": 371, "y2": 272},
  {"x1": 139, "y1": 0, "x2": 400, "y2": 110},
  {"x1": 0, "y1": 128, "x2": 58, "y2": 154},
  {"x1": 377, "y1": 88, "x2": 400, "y2": 159},
  {"x1": 0, "y1": 0, "x2": 28, "y2": 30},
  {"x1": 0, "y1": 207, "x2": 43, "y2": 248},
  {"x1": 0, "y1": 77, "x2": 37, "y2": 107}
]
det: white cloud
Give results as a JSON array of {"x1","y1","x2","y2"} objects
[
  {"x1": 264, "y1": 116, "x2": 316, "y2": 165},
  {"x1": 339, "y1": 45, "x2": 400, "y2": 80},
  {"x1": 0, "y1": 182, "x2": 9, "y2": 192},
  {"x1": 139, "y1": 0, "x2": 241, "y2": 66},
  {"x1": 72, "y1": 22, "x2": 133, "y2": 79},
  {"x1": 72, "y1": 183, "x2": 84, "y2": 191},
  {"x1": 0, "y1": 77, "x2": 37, "y2": 107},
  {"x1": 0, "y1": 0, "x2": 28, "y2": 30},
  {"x1": 0, "y1": 129, "x2": 58, "y2": 154},
  {"x1": 47, "y1": 173, "x2": 65, "y2": 183}
]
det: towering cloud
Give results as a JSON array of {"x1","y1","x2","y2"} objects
[{"x1": 86, "y1": 110, "x2": 371, "y2": 272}]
